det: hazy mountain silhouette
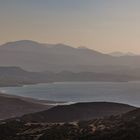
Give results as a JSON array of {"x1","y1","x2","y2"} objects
[
  {"x1": 109, "y1": 51, "x2": 137, "y2": 57},
  {"x1": 0, "y1": 66, "x2": 139, "y2": 87},
  {"x1": 1, "y1": 40, "x2": 140, "y2": 73}
]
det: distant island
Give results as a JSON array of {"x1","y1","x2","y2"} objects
[{"x1": 0, "y1": 66, "x2": 139, "y2": 87}]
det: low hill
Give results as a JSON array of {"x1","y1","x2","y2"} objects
[
  {"x1": 0, "y1": 93, "x2": 51, "y2": 120},
  {"x1": 20, "y1": 102, "x2": 136, "y2": 123},
  {"x1": 0, "y1": 102, "x2": 138, "y2": 140}
]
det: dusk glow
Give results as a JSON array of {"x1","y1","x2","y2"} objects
[{"x1": 1, "y1": 0, "x2": 140, "y2": 52}]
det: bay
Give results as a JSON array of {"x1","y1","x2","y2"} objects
[{"x1": 0, "y1": 81, "x2": 140, "y2": 107}]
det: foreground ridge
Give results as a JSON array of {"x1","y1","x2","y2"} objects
[{"x1": 0, "y1": 102, "x2": 138, "y2": 140}]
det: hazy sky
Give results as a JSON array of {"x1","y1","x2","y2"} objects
[{"x1": 1, "y1": 0, "x2": 140, "y2": 53}]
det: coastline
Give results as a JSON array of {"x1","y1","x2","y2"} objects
[
  {"x1": 0, "y1": 79, "x2": 133, "y2": 88},
  {"x1": 0, "y1": 92, "x2": 66, "y2": 106},
  {"x1": 1, "y1": 81, "x2": 140, "y2": 107}
]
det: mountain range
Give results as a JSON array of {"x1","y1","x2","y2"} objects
[
  {"x1": 0, "y1": 66, "x2": 139, "y2": 87},
  {"x1": 108, "y1": 51, "x2": 137, "y2": 57},
  {"x1": 0, "y1": 40, "x2": 140, "y2": 74}
]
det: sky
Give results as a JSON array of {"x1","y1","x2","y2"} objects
[{"x1": 0, "y1": 0, "x2": 140, "y2": 53}]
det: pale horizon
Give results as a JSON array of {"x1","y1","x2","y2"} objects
[{"x1": 1, "y1": 0, "x2": 140, "y2": 53}]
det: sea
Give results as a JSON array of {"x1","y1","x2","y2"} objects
[{"x1": 0, "y1": 81, "x2": 140, "y2": 107}]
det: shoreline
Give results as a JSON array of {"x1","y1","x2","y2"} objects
[
  {"x1": 1, "y1": 81, "x2": 140, "y2": 107},
  {"x1": 1, "y1": 79, "x2": 140, "y2": 89},
  {"x1": 0, "y1": 92, "x2": 139, "y2": 108},
  {"x1": 0, "y1": 80, "x2": 135, "y2": 88},
  {"x1": 0, "y1": 92, "x2": 66, "y2": 106}
]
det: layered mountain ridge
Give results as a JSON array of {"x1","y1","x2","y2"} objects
[{"x1": 0, "y1": 40, "x2": 140, "y2": 73}]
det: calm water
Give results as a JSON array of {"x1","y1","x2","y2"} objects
[{"x1": 1, "y1": 81, "x2": 140, "y2": 107}]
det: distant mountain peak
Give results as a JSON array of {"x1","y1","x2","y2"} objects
[
  {"x1": 52, "y1": 43, "x2": 75, "y2": 49},
  {"x1": 11, "y1": 40, "x2": 39, "y2": 43},
  {"x1": 108, "y1": 51, "x2": 137, "y2": 57},
  {"x1": 1, "y1": 40, "x2": 42, "y2": 47},
  {"x1": 78, "y1": 46, "x2": 88, "y2": 49}
]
